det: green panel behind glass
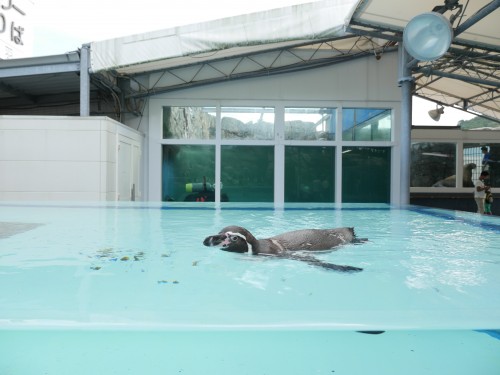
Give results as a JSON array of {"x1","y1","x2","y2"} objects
[
  {"x1": 162, "y1": 145, "x2": 215, "y2": 201},
  {"x1": 285, "y1": 146, "x2": 335, "y2": 202},
  {"x1": 342, "y1": 147, "x2": 391, "y2": 203},
  {"x1": 221, "y1": 146, "x2": 274, "y2": 202}
]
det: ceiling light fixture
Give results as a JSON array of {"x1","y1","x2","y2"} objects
[{"x1": 403, "y1": 12, "x2": 453, "y2": 61}]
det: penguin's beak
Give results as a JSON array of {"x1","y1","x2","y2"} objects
[{"x1": 203, "y1": 233, "x2": 227, "y2": 247}]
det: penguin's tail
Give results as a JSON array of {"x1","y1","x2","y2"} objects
[{"x1": 352, "y1": 237, "x2": 368, "y2": 244}]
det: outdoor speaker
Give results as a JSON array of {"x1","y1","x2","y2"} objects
[{"x1": 403, "y1": 12, "x2": 453, "y2": 61}]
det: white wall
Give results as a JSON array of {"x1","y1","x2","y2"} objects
[{"x1": 0, "y1": 116, "x2": 143, "y2": 201}]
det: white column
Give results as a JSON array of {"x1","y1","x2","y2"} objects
[{"x1": 80, "y1": 44, "x2": 90, "y2": 117}]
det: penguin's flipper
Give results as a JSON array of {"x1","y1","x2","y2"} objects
[{"x1": 277, "y1": 252, "x2": 362, "y2": 273}]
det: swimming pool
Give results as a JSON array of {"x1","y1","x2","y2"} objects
[{"x1": 1, "y1": 203, "x2": 499, "y2": 374}]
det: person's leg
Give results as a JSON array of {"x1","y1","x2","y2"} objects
[{"x1": 475, "y1": 197, "x2": 485, "y2": 214}]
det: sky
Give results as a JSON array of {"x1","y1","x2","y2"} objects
[
  {"x1": 27, "y1": 0, "x2": 476, "y2": 125},
  {"x1": 30, "y1": 0, "x2": 312, "y2": 56},
  {"x1": 413, "y1": 96, "x2": 475, "y2": 126}
]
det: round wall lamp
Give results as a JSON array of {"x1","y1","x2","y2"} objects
[
  {"x1": 428, "y1": 105, "x2": 445, "y2": 121},
  {"x1": 403, "y1": 12, "x2": 453, "y2": 61}
]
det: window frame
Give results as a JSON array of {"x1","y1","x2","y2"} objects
[{"x1": 149, "y1": 99, "x2": 397, "y2": 207}]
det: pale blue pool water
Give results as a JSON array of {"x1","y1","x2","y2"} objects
[{"x1": 1, "y1": 203, "x2": 499, "y2": 374}]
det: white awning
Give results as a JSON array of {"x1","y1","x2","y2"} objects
[{"x1": 89, "y1": 0, "x2": 359, "y2": 74}]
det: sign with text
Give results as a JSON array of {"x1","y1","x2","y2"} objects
[{"x1": 0, "y1": 0, "x2": 34, "y2": 59}]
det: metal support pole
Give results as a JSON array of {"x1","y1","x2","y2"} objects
[
  {"x1": 398, "y1": 44, "x2": 414, "y2": 206},
  {"x1": 80, "y1": 44, "x2": 90, "y2": 116}
]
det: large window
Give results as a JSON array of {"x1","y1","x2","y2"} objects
[
  {"x1": 342, "y1": 147, "x2": 391, "y2": 202},
  {"x1": 410, "y1": 141, "x2": 500, "y2": 190},
  {"x1": 160, "y1": 105, "x2": 393, "y2": 204},
  {"x1": 342, "y1": 108, "x2": 391, "y2": 141},
  {"x1": 221, "y1": 146, "x2": 274, "y2": 202},
  {"x1": 464, "y1": 143, "x2": 499, "y2": 187},
  {"x1": 284, "y1": 107, "x2": 336, "y2": 140},
  {"x1": 411, "y1": 143, "x2": 457, "y2": 187}
]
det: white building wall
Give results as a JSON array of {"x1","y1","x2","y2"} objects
[
  {"x1": 0, "y1": 116, "x2": 143, "y2": 201},
  {"x1": 144, "y1": 52, "x2": 402, "y2": 202}
]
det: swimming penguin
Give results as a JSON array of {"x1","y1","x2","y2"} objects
[{"x1": 203, "y1": 226, "x2": 366, "y2": 272}]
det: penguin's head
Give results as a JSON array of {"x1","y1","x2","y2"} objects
[{"x1": 203, "y1": 226, "x2": 257, "y2": 254}]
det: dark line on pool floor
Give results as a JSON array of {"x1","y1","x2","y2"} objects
[{"x1": 408, "y1": 206, "x2": 500, "y2": 232}]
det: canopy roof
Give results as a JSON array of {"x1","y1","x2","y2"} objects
[
  {"x1": 349, "y1": 0, "x2": 500, "y2": 121},
  {"x1": 89, "y1": 0, "x2": 499, "y2": 121},
  {"x1": 1, "y1": 0, "x2": 499, "y2": 121}
]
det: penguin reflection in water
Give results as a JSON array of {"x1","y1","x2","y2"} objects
[{"x1": 203, "y1": 226, "x2": 367, "y2": 272}]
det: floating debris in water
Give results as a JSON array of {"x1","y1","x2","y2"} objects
[
  {"x1": 95, "y1": 248, "x2": 114, "y2": 258},
  {"x1": 192, "y1": 260, "x2": 200, "y2": 266},
  {"x1": 90, "y1": 248, "x2": 147, "y2": 268},
  {"x1": 161, "y1": 253, "x2": 170, "y2": 258},
  {"x1": 157, "y1": 280, "x2": 180, "y2": 285},
  {"x1": 87, "y1": 248, "x2": 151, "y2": 272},
  {"x1": 134, "y1": 251, "x2": 145, "y2": 261}
]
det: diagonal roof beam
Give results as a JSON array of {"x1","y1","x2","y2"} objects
[
  {"x1": 417, "y1": 66, "x2": 500, "y2": 87},
  {"x1": 454, "y1": 0, "x2": 500, "y2": 37},
  {"x1": 125, "y1": 50, "x2": 380, "y2": 99}
]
